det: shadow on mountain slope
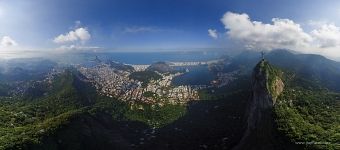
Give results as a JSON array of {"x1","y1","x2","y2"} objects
[
  {"x1": 23, "y1": 84, "x2": 250, "y2": 150},
  {"x1": 140, "y1": 91, "x2": 249, "y2": 150}
]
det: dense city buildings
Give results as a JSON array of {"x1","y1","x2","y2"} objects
[{"x1": 77, "y1": 60, "x2": 236, "y2": 105}]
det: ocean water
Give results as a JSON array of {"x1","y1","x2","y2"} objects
[
  {"x1": 0, "y1": 50, "x2": 225, "y2": 65},
  {"x1": 172, "y1": 65, "x2": 216, "y2": 86},
  {"x1": 76, "y1": 51, "x2": 224, "y2": 65}
]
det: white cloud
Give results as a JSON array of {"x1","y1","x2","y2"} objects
[
  {"x1": 221, "y1": 12, "x2": 312, "y2": 50},
  {"x1": 123, "y1": 26, "x2": 162, "y2": 33},
  {"x1": 208, "y1": 29, "x2": 218, "y2": 39},
  {"x1": 54, "y1": 27, "x2": 91, "y2": 44},
  {"x1": 54, "y1": 24, "x2": 97, "y2": 51},
  {"x1": 311, "y1": 24, "x2": 340, "y2": 48},
  {"x1": 56, "y1": 45, "x2": 101, "y2": 51},
  {"x1": 219, "y1": 12, "x2": 340, "y2": 59},
  {"x1": 1, "y1": 36, "x2": 17, "y2": 47},
  {"x1": 307, "y1": 20, "x2": 330, "y2": 28}
]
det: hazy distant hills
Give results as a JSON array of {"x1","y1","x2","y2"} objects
[
  {"x1": 0, "y1": 58, "x2": 57, "y2": 82},
  {"x1": 0, "y1": 59, "x2": 57, "y2": 97},
  {"x1": 225, "y1": 49, "x2": 340, "y2": 92}
]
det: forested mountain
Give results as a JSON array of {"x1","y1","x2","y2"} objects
[{"x1": 0, "y1": 50, "x2": 339, "y2": 150}]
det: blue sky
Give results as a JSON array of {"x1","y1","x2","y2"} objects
[{"x1": 1, "y1": 0, "x2": 340, "y2": 57}]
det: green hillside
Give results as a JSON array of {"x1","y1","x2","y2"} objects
[
  {"x1": 274, "y1": 72, "x2": 340, "y2": 149},
  {"x1": 0, "y1": 69, "x2": 185, "y2": 149}
]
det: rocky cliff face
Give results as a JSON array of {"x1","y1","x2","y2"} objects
[{"x1": 233, "y1": 60, "x2": 284, "y2": 150}]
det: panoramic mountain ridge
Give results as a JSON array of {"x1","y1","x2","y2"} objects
[
  {"x1": 2, "y1": 1, "x2": 340, "y2": 149},
  {"x1": 0, "y1": 50, "x2": 339, "y2": 150}
]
